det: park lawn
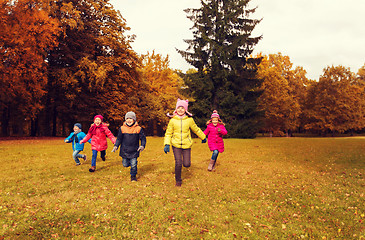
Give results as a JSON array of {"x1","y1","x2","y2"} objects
[{"x1": 0, "y1": 137, "x2": 364, "y2": 239}]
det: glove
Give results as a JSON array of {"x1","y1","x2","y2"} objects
[
  {"x1": 137, "y1": 146, "x2": 145, "y2": 152},
  {"x1": 164, "y1": 144, "x2": 170, "y2": 154},
  {"x1": 202, "y1": 138, "x2": 207, "y2": 143},
  {"x1": 111, "y1": 146, "x2": 118, "y2": 153}
]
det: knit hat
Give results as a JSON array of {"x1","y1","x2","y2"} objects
[
  {"x1": 174, "y1": 99, "x2": 192, "y2": 116},
  {"x1": 210, "y1": 110, "x2": 220, "y2": 119},
  {"x1": 94, "y1": 115, "x2": 103, "y2": 121},
  {"x1": 74, "y1": 123, "x2": 82, "y2": 129},
  {"x1": 125, "y1": 111, "x2": 136, "y2": 121}
]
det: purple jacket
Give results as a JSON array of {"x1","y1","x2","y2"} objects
[{"x1": 203, "y1": 123, "x2": 227, "y2": 152}]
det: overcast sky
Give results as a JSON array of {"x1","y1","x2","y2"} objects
[{"x1": 109, "y1": 0, "x2": 365, "y2": 80}]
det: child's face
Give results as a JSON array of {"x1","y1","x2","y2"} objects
[
  {"x1": 73, "y1": 126, "x2": 80, "y2": 132},
  {"x1": 94, "y1": 117, "x2": 102, "y2": 126},
  {"x1": 212, "y1": 117, "x2": 219, "y2": 126},
  {"x1": 176, "y1": 106, "x2": 186, "y2": 116},
  {"x1": 125, "y1": 118, "x2": 134, "y2": 125}
]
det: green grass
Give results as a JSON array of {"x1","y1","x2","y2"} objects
[{"x1": 0, "y1": 137, "x2": 364, "y2": 239}]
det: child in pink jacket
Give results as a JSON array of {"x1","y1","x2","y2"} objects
[
  {"x1": 203, "y1": 110, "x2": 228, "y2": 171},
  {"x1": 80, "y1": 115, "x2": 116, "y2": 172}
]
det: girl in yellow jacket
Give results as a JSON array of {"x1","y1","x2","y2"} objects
[{"x1": 164, "y1": 99, "x2": 206, "y2": 187}]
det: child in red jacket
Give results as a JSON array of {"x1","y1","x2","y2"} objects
[
  {"x1": 81, "y1": 115, "x2": 116, "y2": 172},
  {"x1": 203, "y1": 110, "x2": 227, "y2": 171}
]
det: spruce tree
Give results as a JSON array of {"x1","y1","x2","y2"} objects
[{"x1": 178, "y1": 0, "x2": 263, "y2": 138}]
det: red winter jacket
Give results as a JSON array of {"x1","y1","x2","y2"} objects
[
  {"x1": 81, "y1": 123, "x2": 116, "y2": 151},
  {"x1": 203, "y1": 123, "x2": 227, "y2": 153}
]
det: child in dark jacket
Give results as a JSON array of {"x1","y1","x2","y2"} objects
[
  {"x1": 64, "y1": 123, "x2": 90, "y2": 166},
  {"x1": 112, "y1": 111, "x2": 146, "y2": 181}
]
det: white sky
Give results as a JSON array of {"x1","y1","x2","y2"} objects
[{"x1": 109, "y1": 0, "x2": 365, "y2": 80}]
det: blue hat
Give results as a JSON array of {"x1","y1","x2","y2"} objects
[{"x1": 74, "y1": 123, "x2": 82, "y2": 129}]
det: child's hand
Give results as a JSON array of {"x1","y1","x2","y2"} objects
[
  {"x1": 137, "y1": 146, "x2": 144, "y2": 152},
  {"x1": 111, "y1": 146, "x2": 118, "y2": 152},
  {"x1": 202, "y1": 138, "x2": 207, "y2": 143},
  {"x1": 64, "y1": 139, "x2": 69, "y2": 143},
  {"x1": 164, "y1": 145, "x2": 170, "y2": 154}
]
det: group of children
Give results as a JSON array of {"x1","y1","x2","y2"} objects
[{"x1": 65, "y1": 99, "x2": 227, "y2": 186}]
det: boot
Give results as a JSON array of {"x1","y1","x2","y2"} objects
[
  {"x1": 212, "y1": 160, "x2": 217, "y2": 171},
  {"x1": 207, "y1": 159, "x2": 215, "y2": 171}
]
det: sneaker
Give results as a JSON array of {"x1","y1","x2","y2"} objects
[
  {"x1": 131, "y1": 176, "x2": 137, "y2": 182},
  {"x1": 89, "y1": 166, "x2": 96, "y2": 172},
  {"x1": 76, "y1": 163, "x2": 81, "y2": 166},
  {"x1": 175, "y1": 181, "x2": 182, "y2": 187},
  {"x1": 101, "y1": 156, "x2": 106, "y2": 161},
  {"x1": 83, "y1": 154, "x2": 87, "y2": 161}
]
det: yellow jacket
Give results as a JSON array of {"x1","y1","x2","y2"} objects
[{"x1": 164, "y1": 116, "x2": 206, "y2": 149}]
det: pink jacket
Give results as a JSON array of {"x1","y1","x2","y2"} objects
[
  {"x1": 81, "y1": 123, "x2": 116, "y2": 151},
  {"x1": 203, "y1": 123, "x2": 227, "y2": 152}
]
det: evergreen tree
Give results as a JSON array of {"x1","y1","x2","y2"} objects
[{"x1": 178, "y1": 0, "x2": 263, "y2": 138}]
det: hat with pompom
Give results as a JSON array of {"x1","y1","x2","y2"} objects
[
  {"x1": 210, "y1": 110, "x2": 220, "y2": 119},
  {"x1": 167, "y1": 98, "x2": 192, "y2": 117}
]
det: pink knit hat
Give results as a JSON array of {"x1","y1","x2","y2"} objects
[
  {"x1": 167, "y1": 99, "x2": 193, "y2": 117},
  {"x1": 211, "y1": 110, "x2": 220, "y2": 119},
  {"x1": 175, "y1": 99, "x2": 192, "y2": 116},
  {"x1": 94, "y1": 115, "x2": 103, "y2": 121}
]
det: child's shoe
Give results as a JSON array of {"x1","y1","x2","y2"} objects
[
  {"x1": 175, "y1": 181, "x2": 182, "y2": 187},
  {"x1": 208, "y1": 159, "x2": 215, "y2": 171},
  {"x1": 131, "y1": 176, "x2": 137, "y2": 182},
  {"x1": 83, "y1": 155, "x2": 87, "y2": 161},
  {"x1": 76, "y1": 162, "x2": 81, "y2": 166},
  {"x1": 101, "y1": 156, "x2": 106, "y2": 161},
  {"x1": 89, "y1": 166, "x2": 96, "y2": 172}
]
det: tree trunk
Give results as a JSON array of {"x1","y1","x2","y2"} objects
[
  {"x1": 1, "y1": 107, "x2": 9, "y2": 136},
  {"x1": 52, "y1": 104, "x2": 57, "y2": 136},
  {"x1": 31, "y1": 117, "x2": 38, "y2": 136}
]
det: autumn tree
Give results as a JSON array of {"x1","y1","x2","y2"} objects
[
  {"x1": 303, "y1": 65, "x2": 364, "y2": 135},
  {"x1": 45, "y1": 0, "x2": 139, "y2": 136},
  {"x1": 0, "y1": 0, "x2": 59, "y2": 136},
  {"x1": 257, "y1": 53, "x2": 306, "y2": 136},
  {"x1": 178, "y1": 0, "x2": 262, "y2": 138},
  {"x1": 137, "y1": 51, "x2": 184, "y2": 136}
]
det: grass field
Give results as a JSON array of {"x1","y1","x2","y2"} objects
[{"x1": 0, "y1": 137, "x2": 364, "y2": 239}]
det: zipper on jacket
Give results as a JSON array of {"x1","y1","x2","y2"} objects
[{"x1": 180, "y1": 118, "x2": 183, "y2": 147}]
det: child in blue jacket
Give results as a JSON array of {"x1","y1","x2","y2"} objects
[{"x1": 65, "y1": 123, "x2": 90, "y2": 165}]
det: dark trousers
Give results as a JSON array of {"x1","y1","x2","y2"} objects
[{"x1": 172, "y1": 146, "x2": 191, "y2": 182}]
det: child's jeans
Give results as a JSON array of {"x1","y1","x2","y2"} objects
[
  {"x1": 91, "y1": 150, "x2": 106, "y2": 167},
  {"x1": 122, "y1": 158, "x2": 138, "y2": 177},
  {"x1": 172, "y1": 147, "x2": 191, "y2": 182},
  {"x1": 211, "y1": 150, "x2": 219, "y2": 161},
  {"x1": 73, "y1": 150, "x2": 83, "y2": 164}
]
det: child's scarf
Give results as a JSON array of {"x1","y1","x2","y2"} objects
[
  {"x1": 70, "y1": 129, "x2": 82, "y2": 143},
  {"x1": 88, "y1": 123, "x2": 106, "y2": 135}
]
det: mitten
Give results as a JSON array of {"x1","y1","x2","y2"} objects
[
  {"x1": 164, "y1": 144, "x2": 170, "y2": 154},
  {"x1": 137, "y1": 146, "x2": 145, "y2": 152}
]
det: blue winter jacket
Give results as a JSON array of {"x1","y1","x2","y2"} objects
[{"x1": 65, "y1": 132, "x2": 90, "y2": 151}]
